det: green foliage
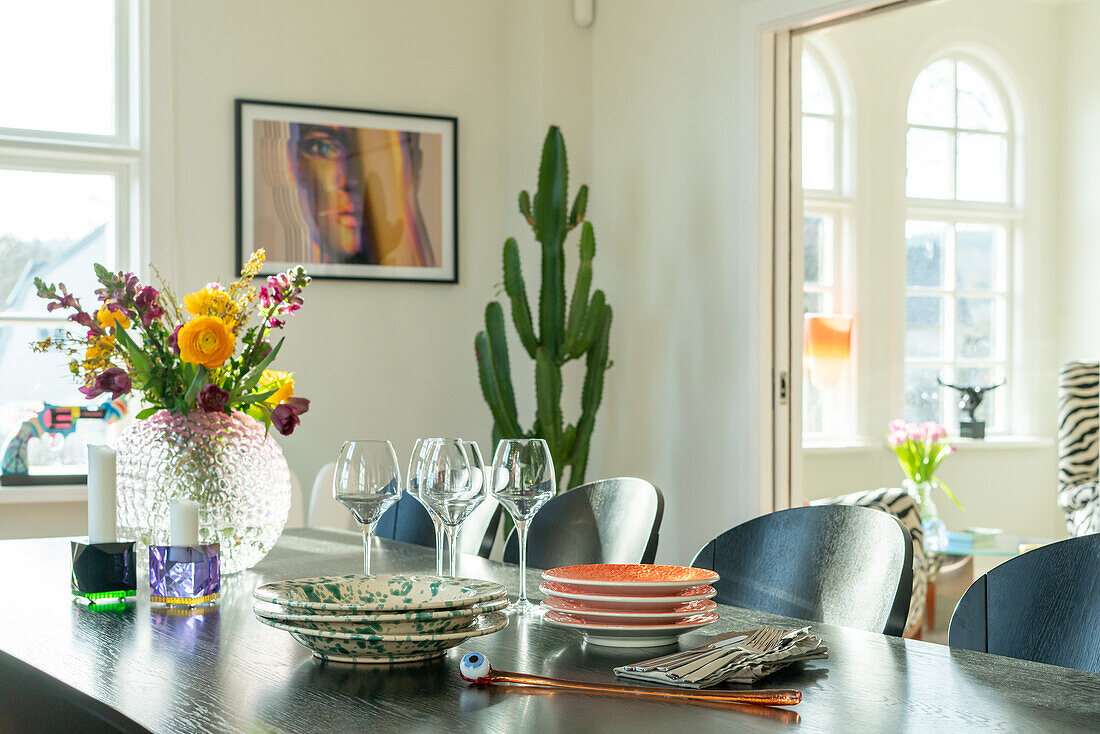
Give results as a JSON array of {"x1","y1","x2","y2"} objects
[{"x1": 474, "y1": 126, "x2": 613, "y2": 492}]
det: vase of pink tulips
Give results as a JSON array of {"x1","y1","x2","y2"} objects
[{"x1": 887, "y1": 419, "x2": 963, "y2": 551}]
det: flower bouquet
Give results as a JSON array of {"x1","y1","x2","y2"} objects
[
  {"x1": 33, "y1": 251, "x2": 312, "y2": 572},
  {"x1": 887, "y1": 419, "x2": 963, "y2": 551}
]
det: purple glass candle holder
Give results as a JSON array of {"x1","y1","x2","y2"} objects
[{"x1": 149, "y1": 543, "x2": 220, "y2": 607}]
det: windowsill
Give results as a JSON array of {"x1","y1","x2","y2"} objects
[
  {"x1": 0, "y1": 485, "x2": 88, "y2": 504},
  {"x1": 803, "y1": 438, "x2": 881, "y2": 454},
  {"x1": 952, "y1": 436, "x2": 1053, "y2": 450},
  {"x1": 803, "y1": 435, "x2": 1054, "y2": 454}
]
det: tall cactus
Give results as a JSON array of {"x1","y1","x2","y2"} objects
[{"x1": 475, "y1": 126, "x2": 612, "y2": 492}]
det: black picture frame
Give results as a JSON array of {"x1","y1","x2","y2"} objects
[{"x1": 235, "y1": 99, "x2": 458, "y2": 283}]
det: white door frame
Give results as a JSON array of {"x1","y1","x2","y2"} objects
[{"x1": 739, "y1": 0, "x2": 929, "y2": 514}]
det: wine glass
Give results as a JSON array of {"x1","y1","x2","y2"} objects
[
  {"x1": 418, "y1": 439, "x2": 487, "y2": 577},
  {"x1": 407, "y1": 438, "x2": 446, "y2": 575},
  {"x1": 491, "y1": 438, "x2": 555, "y2": 614},
  {"x1": 333, "y1": 440, "x2": 401, "y2": 575}
]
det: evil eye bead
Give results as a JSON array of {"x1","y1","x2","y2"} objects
[{"x1": 460, "y1": 652, "x2": 490, "y2": 681}]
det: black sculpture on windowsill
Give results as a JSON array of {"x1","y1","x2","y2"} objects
[{"x1": 937, "y1": 376, "x2": 1005, "y2": 439}]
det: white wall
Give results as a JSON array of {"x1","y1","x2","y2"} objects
[
  {"x1": 1059, "y1": 0, "x2": 1100, "y2": 360},
  {"x1": 587, "y1": 0, "x2": 760, "y2": 563},
  {"x1": 799, "y1": 0, "x2": 1067, "y2": 541}
]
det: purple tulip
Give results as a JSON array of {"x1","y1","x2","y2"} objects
[
  {"x1": 198, "y1": 383, "x2": 230, "y2": 413},
  {"x1": 79, "y1": 367, "x2": 132, "y2": 400},
  {"x1": 271, "y1": 397, "x2": 310, "y2": 436}
]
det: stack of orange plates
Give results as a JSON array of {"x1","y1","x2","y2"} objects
[{"x1": 539, "y1": 564, "x2": 720, "y2": 647}]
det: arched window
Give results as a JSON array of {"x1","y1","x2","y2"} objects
[
  {"x1": 801, "y1": 46, "x2": 852, "y2": 439},
  {"x1": 903, "y1": 56, "x2": 1014, "y2": 431},
  {"x1": 801, "y1": 48, "x2": 846, "y2": 318}
]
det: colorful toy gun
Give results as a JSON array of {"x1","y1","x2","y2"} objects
[{"x1": 1, "y1": 399, "x2": 127, "y2": 476}]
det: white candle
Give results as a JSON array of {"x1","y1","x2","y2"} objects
[
  {"x1": 86, "y1": 445, "x2": 117, "y2": 544},
  {"x1": 170, "y1": 499, "x2": 200, "y2": 547}
]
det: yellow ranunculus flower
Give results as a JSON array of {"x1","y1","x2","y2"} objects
[
  {"x1": 178, "y1": 316, "x2": 236, "y2": 369},
  {"x1": 259, "y1": 369, "x2": 294, "y2": 405},
  {"x1": 184, "y1": 287, "x2": 241, "y2": 329},
  {"x1": 96, "y1": 306, "x2": 131, "y2": 330}
]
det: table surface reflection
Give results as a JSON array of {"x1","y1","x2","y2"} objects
[{"x1": 0, "y1": 528, "x2": 1097, "y2": 733}]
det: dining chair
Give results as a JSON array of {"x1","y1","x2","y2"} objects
[
  {"x1": 306, "y1": 461, "x2": 351, "y2": 531},
  {"x1": 374, "y1": 493, "x2": 435, "y2": 547},
  {"x1": 286, "y1": 469, "x2": 305, "y2": 529},
  {"x1": 459, "y1": 495, "x2": 501, "y2": 557},
  {"x1": 811, "y1": 487, "x2": 927, "y2": 636},
  {"x1": 691, "y1": 504, "x2": 913, "y2": 636},
  {"x1": 948, "y1": 534, "x2": 1100, "y2": 673},
  {"x1": 501, "y1": 477, "x2": 664, "y2": 567}
]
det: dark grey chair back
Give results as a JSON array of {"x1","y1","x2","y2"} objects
[
  {"x1": 691, "y1": 505, "x2": 913, "y2": 636},
  {"x1": 502, "y1": 478, "x2": 664, "y2": 567},
  {"x1": 948, "y1": 534, "x2": 1100, "y2": 673},
  {"x1": 374, "y1": 493, "x2": 435, "y2": 548}
]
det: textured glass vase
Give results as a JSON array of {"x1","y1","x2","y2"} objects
[{"x1": 115, "y1": 410, "x2": 291, "y2": 574}]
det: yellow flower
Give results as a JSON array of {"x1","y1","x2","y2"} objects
[
  {"x1": 259, "y1": 369, "x2": 294, "y2": 405},
  {"x1": 85, "y1": 345, "x2": 102, "y2": 360},
  {"x1": 178, "y1": 316, "x2": 236, "y2": 369},
  {"x1": 183, "y1": 287, "x2": 241, "y2": 327},
  {"x1": 96, "y1": 306, "x2": 131, "y2": 330}
]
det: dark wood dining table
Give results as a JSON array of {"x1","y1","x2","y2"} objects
[{"x1": 0, "y1": 527, "x2": 1097, "y2": 733}]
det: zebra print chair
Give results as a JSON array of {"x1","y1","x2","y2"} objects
[
  {"x1": 810, "y1": 488, "x2": 926, "y2": 635},
  {"x1": 1058, "y1": 361, "x2": 1100, "y2": 536}
]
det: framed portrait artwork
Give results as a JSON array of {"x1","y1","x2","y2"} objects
[{"x1": 235, "y1": 99, "x2": 458, "y2": 283}]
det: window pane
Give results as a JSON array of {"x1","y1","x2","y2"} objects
[
  {"x1": 906, "y1": 366, "x2": 944, "y2": 423},
  {"x1": 801, "y1": 54, "x2": 835, "y2": 115},
  {"x1": 0, "y1": 169, "x2": 115, "y2": 315},
  {"x1": 907, "y1": 59, "x2": 955, "y2": 127},
  {"x1": 0, "y1": 1, "x2": 117, "y2": 135},
  {"x1": 957, "y1": 132, "x2": 1007, "y2": 202},
  {"x1": 802, "y1": 117, "x2": 835, "y2": 191},
  {"x1": 906, "y1": 220, "x2": 947, "y2": 288},
  {"x1": 955, "y1": 365, "x2": 1004, "y2": 427},
  {"x1": 803, "y1": 213, "x2": 833, "y2": 286},
  {"x1": 956, "y1": 296, "x2": 998, "y2": 360},
  {"x1": 802, "y1": 379, "x2": 824, "y2": 435},
  {"x1": 906, "y1": 128, "x2": 952, "y2": 199},
  {"x1": 956, "y1": 224, "x2": 1004, "y2": 291},
  {"x1": 803, "y1": 291, "x2": 825, "y2": 315},
  {"x1": 906, "y1": 295, "x2": 944, "y2": 359},
  {"x1": 956, "y1": 61, "x2": 1007, "y2": 132},
  {"x1": 0, "y1": 325, "x2": 112, "y2": 473}
]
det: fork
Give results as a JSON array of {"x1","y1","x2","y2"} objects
[
  {"x1": 621, "y1": 629, "x2": 754, "y2": 673},
  {"x1": 666, "y1": 625, "x2": 786, "y2": 681}
]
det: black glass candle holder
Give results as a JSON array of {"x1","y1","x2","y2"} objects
[{"x1": 71, "y1": 540, "x2": 137, "y2": 606}]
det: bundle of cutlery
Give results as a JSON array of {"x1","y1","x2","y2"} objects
[{"x1": 614, "y1": 625, "x2": 828, "y2": 689}]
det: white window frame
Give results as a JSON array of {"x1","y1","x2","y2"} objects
[
  {"x1": 801, "y1": 45, "x2": 856, "y2": 443},
  {"x1": 903, "y1": 53, "x2": 1017, "y2": 434},
  {"x1": 0, "y1": 0, "x2": 143, "y2": 333}
]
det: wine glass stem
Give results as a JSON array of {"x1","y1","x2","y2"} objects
[
  {"x1": 433, "y1": 520, "x2": 444, "y2": 576},
  {"x1": 445, "y1": 525, "x2": 459, "y2": 577},
  {"x1": 515, "y1": 518, "x2": 529, "y2": 603},
  {"x1": 359, "y1": 522, "x2": 375, "y2": 575}
]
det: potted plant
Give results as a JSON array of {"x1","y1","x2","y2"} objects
[
  {"x1": 33, "y1": 251, "x2": 311, "y2": 572},
  {"x1": 887, "y1": 419, "x2": 963, "y2": 551}
]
